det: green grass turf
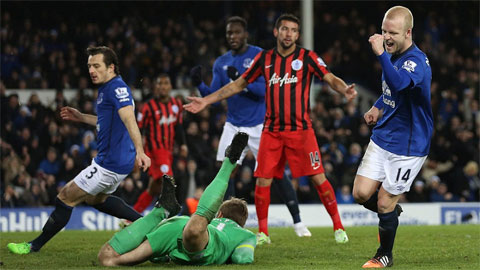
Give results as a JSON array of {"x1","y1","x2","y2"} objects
[{"x1": 1, "y1": 225, "x2": 479, "y2": 269}]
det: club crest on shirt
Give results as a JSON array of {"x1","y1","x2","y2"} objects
[
  {"x1": 291, "y1": 59, "x2": 303, "y2": 71},
  {"x1": 317, "y1": 57, "x2": 326, "y2": 67},
  {"x1": 402, "y1": 60, "x2": 417, "y2": 73},
  {"x1": 97, "y1": 93, "x2": 103, "y2": 104},
  {"x1": 160, "y1": 164, "x2": 169, "y2": 173},
  {"x1": 115, "y1": 87, "x2": 129, "y2": 99},
  {"x1": 171, "y1": 104, "x2": 179, "y2": 114},
  {"x1": 243, "y1": 58, "x2": 253, "y2": 69}
]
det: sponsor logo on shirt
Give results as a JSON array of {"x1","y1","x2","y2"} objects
[
  {"x1": 291, "y1": 59, "x2": 303, "y2": 71},
  {"x1": 159, "y1": 115, "x2": 178, "y2": 125},
  {"x1": 382, "y1": 81, "x2": 395, "y2": 108},
  {"x1": 382, "y1": 81, "x2": 391, "y2": 97},
  {"x1": 115, "y1": 87, "x2": 129, "y2": 99},
  {"x1": 402, "y1": 60, "x2": 417, "y2": 73},
  {"x1": 243, "y1": 58, "x2": 253, "y2": 69},
  {"x1": 268, "y1": 73, "x2": 298, "y2": 87},
  {"x1": 382, "y1": 96, "x2": 396, "y2": 108}
]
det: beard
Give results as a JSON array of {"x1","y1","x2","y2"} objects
[{"x1": 279, "y1": 40, "x2": 294, "y2": 50}]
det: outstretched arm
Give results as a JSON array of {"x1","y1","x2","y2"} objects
[
  {"x1": 118, "y1": 105, "x2": 151, "y2": 172},
  {"x1": 60, "y1": 106, "x2": 97, "y2": 126},
  {"x1": 98, "y1": 240, "x2": 153, "y2": 266},
  {"x1": 244, "y1": 78, "x2": 266, "y2": 98},
  {"x1": 184, "y1": 77, "x2": 248, "y2": 114},
  {"x1": 322, "y1": 73, "x2": 357, "y2": 102}
]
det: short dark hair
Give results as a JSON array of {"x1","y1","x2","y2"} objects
[
  {"x1": 218, "y1": 197, "x2": 248, "y2": 227},
  {"x1": 86, "y1": 46, "x2": 120, "y2": 75},
  {"x1": 226, "y1": 16, "x2": 247, "y2": 30},
  {"x1": 154, "y1": 73, "x2": 171, "y2": 84},
  {"x1": 275, "y1": 13, "x2": 300, "y2": 30}
]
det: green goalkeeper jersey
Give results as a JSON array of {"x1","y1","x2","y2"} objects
[{"x1": 146, "y1": 216, "x2": 256, "y2": 265}]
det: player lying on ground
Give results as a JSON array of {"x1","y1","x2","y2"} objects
[{"x1": 98, "y1": 132, "x2": 256, "y2": 266}]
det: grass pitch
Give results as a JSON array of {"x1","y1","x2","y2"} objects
[{"x1": 1, "y1": 225, "x2": 479, "y2": 269}]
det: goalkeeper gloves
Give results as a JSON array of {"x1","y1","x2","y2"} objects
[{"x1": 227, "y1": 66, "x2": 240, "y2": 80}]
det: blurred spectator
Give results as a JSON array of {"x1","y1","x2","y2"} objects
[
  {"x1": 341, "y1": 143, "x2": 362, "y2": 187},
  {"x1": 430, "y1": 182, "x2": 460, "y2": 202},
  {"x1": 451, "y1": 161, "x2": 480, "y2": 202},
  {"x1": 406, "y1": 180, "x2": 429, "y2": 202},
  {"x1": 115, "y1": 177, "x2": 141, "y2": 206},
  {"x1": 57, "y1": 156, "x2": 79, "y2": 183},
  {"x1": 336, "y1": 185, "x2": 355, "y2": 204},
  {"x1": 23, "y1": 180, "x2": 49, "y2": 207},
  {"x1": 185, "y1": 187, "x2": 204, "y2": 215},
  {"x1": 37, "y1": 146, "x2": 60, "y2": 177},
  {"x1": 235, "y1": 166, "x2": 255, "y2": 204},
  {"x1": 2, "y1": 185, "x2": 21, "y2": 208}
]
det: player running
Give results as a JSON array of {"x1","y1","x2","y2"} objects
[{"x1": 7, "y1": 46, "x2": 150, "y2": 254}]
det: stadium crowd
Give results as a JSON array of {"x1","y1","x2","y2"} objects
[{"x1": 1, "y1": 1, "x2": 478, "y2": 209}]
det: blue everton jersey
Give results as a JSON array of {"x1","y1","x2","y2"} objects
[
  {"x1": 372, "y1": 44, "x2": 433, "y2": 156},
  {"x1": 94, "y1": 76, "x2": 136, "y2": 174},
  {"x1": 198, "y1": 45, "x2": 266, "y2": 127}
]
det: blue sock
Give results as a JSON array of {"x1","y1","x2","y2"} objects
[
  {"x1": 30, "y1": 197, "x2": 73, "y2": 251},
  {"x1": 377, "y1": 210, "x2": 398, "y2": 257},
  {"x1": 273, "y1": 174, "x2": 301, "y2": 224},
  {"x1": 361, "y1": 190, "x2": 379, "y2": 213},
  {"x1": 92, "y1": 195, "x2": 142, "y2": 221}
]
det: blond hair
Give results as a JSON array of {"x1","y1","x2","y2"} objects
[
  {"x1": 384, "y1": 6, "x2": 414, "y2": 31},
  {"x1": 464, "y1": 161, "x2": 479, "y2": 176},
  {"x1": 218, "y1": 197, "x2": 248, "y2": 227}
]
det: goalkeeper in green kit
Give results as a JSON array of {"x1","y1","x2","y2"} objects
[{"x1": 98, "y1": 132, "x2": 256, "y2": 266}]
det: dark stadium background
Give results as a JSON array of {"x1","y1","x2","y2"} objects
[{"x1": 1, "y1": 1, "x2": 478, "y2": 210}]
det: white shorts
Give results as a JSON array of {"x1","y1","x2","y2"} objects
[
  {"x1": 216, "y1": 122, "x2": 262, "y2": 165},
  {"x1": 73, "y1": 159, "x2": 128, "y2": 195},
  {"x1": 357, "y1": 140, "x2": 427, "y2": 195}
]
